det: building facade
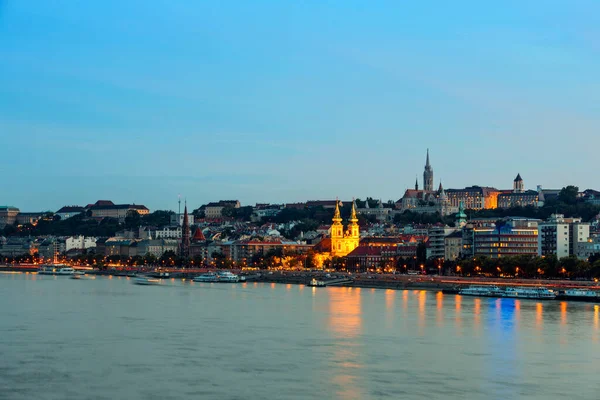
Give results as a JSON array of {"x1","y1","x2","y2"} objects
[
  {"x1": 0, "y1": 206, "x2": 20, "y2": 228},
  {"x1": 538, "y1": 214, "x2": 590, "y2": 259},
  {"x1": 463, "y1": 218, "x2": 539, "y2": 258},
  {"x1": 204, "y1": 200, "x2": 241, "y2": 219},
  {"x1": 88, "y1": 201, "x2": 149, "y2": 222},
  {"x1": 330, "y1": 201, "x2": 360, "y2": 257},
  {"x1": 446, "y1": 186, "x2": 501, "y2": 210}
]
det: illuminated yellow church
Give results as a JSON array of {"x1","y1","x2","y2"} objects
[{"x1": 330, "y1": 200, "x2": 360, "y2": 257}]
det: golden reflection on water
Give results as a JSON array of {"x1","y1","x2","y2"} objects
[
  {"x1": 560, "y1": 302, "x2": 567, "y2": 325},
  {"x1": 473, "y1": 298, "x2": 481, "y2": 332},
  {"x1": 515, "y1": 300, "x2": 521, "y2": 326},
  {"x1": 327, "y1": 287, "x2": 363, "y2": 399},
  {"x1": 417, "y1": 291, "x2": 426, "y2": 335},
  {"x1": 270, "y1": 282, "x2": 276, "y2": 289},
  {"x1": 436, "y1": 292, "x2": 444, "y2": 327},
  {"x1": 328, "y1": 287, "x2": 362, "y2": 338},
  {"x1": 454, "y1": 295, "x2": 462, "y2": 333},
  {"x1": 286, "y1": 284, "x2": 292, "y2": 291},
  {"x1": 536, "y1": 303, "x2": 543, "y2": 329},
  {"x1": 385, "y1": 289, "x2": 395, "y2": 310}
]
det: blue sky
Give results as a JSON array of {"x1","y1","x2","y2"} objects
[{"x1": 1, "y1": 1, "x2": 599, "y2": 211}]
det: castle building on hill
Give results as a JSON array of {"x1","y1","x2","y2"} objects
[
  {"x1": 330, "y1": 200, "x2": 360, "y2": 257},
  {"x1": 395, "y1": 150, "x2": 457, "y2": 216}
]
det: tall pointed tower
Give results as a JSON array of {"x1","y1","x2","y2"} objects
[
  {"x1": 349, "y1": 200, "x2": 359, "y2": 239},
  {"x1": 455, "y1": 201, "x2": 467, "y2": 228},
  {"x1": 423, "y1": 149, "x2": 434, "y2": 192},
  {"x1": 180, "y1": 202, "x2": 190, "y2": 258},
  {"x1": 513, "y1": 173, "x2": 524, "y2": 193},
  {"x1": 330, "y1": 199, "x2": 360, "y2": 257}
]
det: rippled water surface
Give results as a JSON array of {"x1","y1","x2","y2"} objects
[{"x1": 1, "y1": 273, "x2": 600, "y2": 399}]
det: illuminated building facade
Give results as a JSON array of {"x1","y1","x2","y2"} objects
[
  {"x1": 497, "y1": 174, "x2": 539, "y2": 209},
  {"x1": 330, "y1": 200, "x2": 360, "y2": 257},
  {"x1": 446, "y1": 186, "x2": 501, "y2": 210},
  {"x1": 462, "y1": 218, "x2": 539, "y2": 258}
]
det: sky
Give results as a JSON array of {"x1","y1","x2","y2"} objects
[{"x1": 1, "y1": 1, "x2": 599, "y2": 212}]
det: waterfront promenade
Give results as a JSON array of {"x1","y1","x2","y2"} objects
[{"x1": 2, "y1": 263, "x2": 599, "y2": 293}]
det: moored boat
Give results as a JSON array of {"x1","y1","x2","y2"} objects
[
  {"x1": 37, "y1": 264, "x2": 75, "y2": 276},
  {"x1": 307, "y1": 278, "x2": 326, "y2": 287},
  {"x1": 193, "y1": 272, "x2": 218, "y2": 282},
  {"x1": 216, "y1": 271, "x2": 240, "y2": 283},
  {"x1": 459, "y1": 285, "x2": 504, "y2": 298},
  {"x1": 503, "y1": 286, "x2": 556, "y2": 300},
  {"x1": 556, "y1": 289, "x2": 600, "y2": 302}
]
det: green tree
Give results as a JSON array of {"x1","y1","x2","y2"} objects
[
  {"x1": 558, "y1": 185, "x2": 579, "y2": 205},
  {"x1": 124, "y1": 210, "x2": 142, "y2": 230}
]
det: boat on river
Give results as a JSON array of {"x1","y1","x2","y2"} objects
[
  {"x1": 216, "y1": 271, "x2": 240, "y2": 282},
  {"x1": 37, "y1": 264, "x2": 75, "y2": 276},
  {"x1": 70, "y1": 272, "x2": 86, "y2": 279},
  {"x1": 503, "y1": 286, "x2": 556, "y2": 300},
  {"x1": 133, "y1": 276, "x2": 161, "y2": 286},
  {"x1": 193, "y1": 272, "x2": 218, "y2": 282},
  {"x1": 307, "y1": 278, "x2": 326, "y2": 287},
  {"x1": 193, "y1": 271, "x2": 240, "y2": 283},
  {"x1": 556, "y1": 289, "x2": 600, "y2": 302},
  {"x1": 459, "y1": 285, "x2": 504, "y2": 298}
]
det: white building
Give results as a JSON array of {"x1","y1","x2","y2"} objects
[
  {"x1": 65, "y1": 236, "x2": 97, "y2": 252},
  {"x1": 154, "y1": 226, "x2": 182, "y2": 239},
  {"x1": 137, "y1": 239, "x2": 179, "y2": 258},
  {"x1": 427, "y1": 226, "x2": 459, "y2": 259},
  {"x1": 538, "y1": 214, "x2": 590, "y2": 259}
]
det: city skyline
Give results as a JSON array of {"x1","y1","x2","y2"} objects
[{"x1": 2, "y1": 1, "x2": 600, "y2": 211}]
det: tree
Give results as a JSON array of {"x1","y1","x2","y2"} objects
[
  {"x1": 2, "y1": 222, "x2": 17, "y2": 236},
  {"x1": 124, "y1": 210, "x2": 142, "y2": 230},
  {"x1": 232, "y1": 206, "x2": 253, "y2": 221},
  {"x1": 558, "y1": 185, "x2": 579, "y2": 205},
  {"x1": 221, "y1": 206, "x2": 236, "y2": 218},
  {"x1": 141, "y1": 210, "x2": 175, "y2": 227}
]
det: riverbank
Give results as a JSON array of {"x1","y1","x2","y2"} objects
[{"x1": 2, "y1": 264, "x2": 599, "y2": 293}]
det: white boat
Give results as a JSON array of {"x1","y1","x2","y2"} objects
[
  {"x1": 459, "y1": 285, "x2": 504, "y2": 297},
  {"x1": 308, "y1": 278, "x2": 326, "y2": 287},
  {"x1": 133, "y1": 276, "x2": 161, "y2": 285},
  {"x1": 559, "y1": 289, "x2": 600, "y2": 302},
  {"x1": 503, "y1": 287, "x2": 556, "y2": 300},
  {"x1": 193, "y1": 272, "x2": 218, "y2": 282},
  {"x1": 37, "y1": 264, "x2": 75, "y2": 276},
  {"x1": 216, "y1": 271, "x2": 240, "y2": 283}
]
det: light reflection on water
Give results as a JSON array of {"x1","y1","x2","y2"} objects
[{"x1": 1, "y1": 274, "x2": 600, "y2": 400}]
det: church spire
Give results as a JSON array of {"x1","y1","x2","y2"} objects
[
  {"x1": 423, "y1": 148, "x2": 434, "y2": 192},
  {"x1": 180, "y1": 201, "x2": 190, "y2": 258},
  {"x1": 415, "y1": 176, "x2": 419, "y2": 191},
  {"x1": 350, "y1": 199, "x2": 358, "y2": 222},
  {"x1": 333, "y1": 198, "x2": 342, "y2": 223}
]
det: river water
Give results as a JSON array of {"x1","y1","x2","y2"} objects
[{"x1": 1, "y1": 273, "x2": 599, "y2": 400}]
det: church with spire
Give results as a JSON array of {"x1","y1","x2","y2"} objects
[
  {"x1": 179, "y1": 201, "x2": 191, "y2": 258},
  {"x1": 395, "y1": 149, "x2": 457, "y2": 216},
  {"x1": 330, "y1": 200, "x2": 360, "y2": 257}
]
